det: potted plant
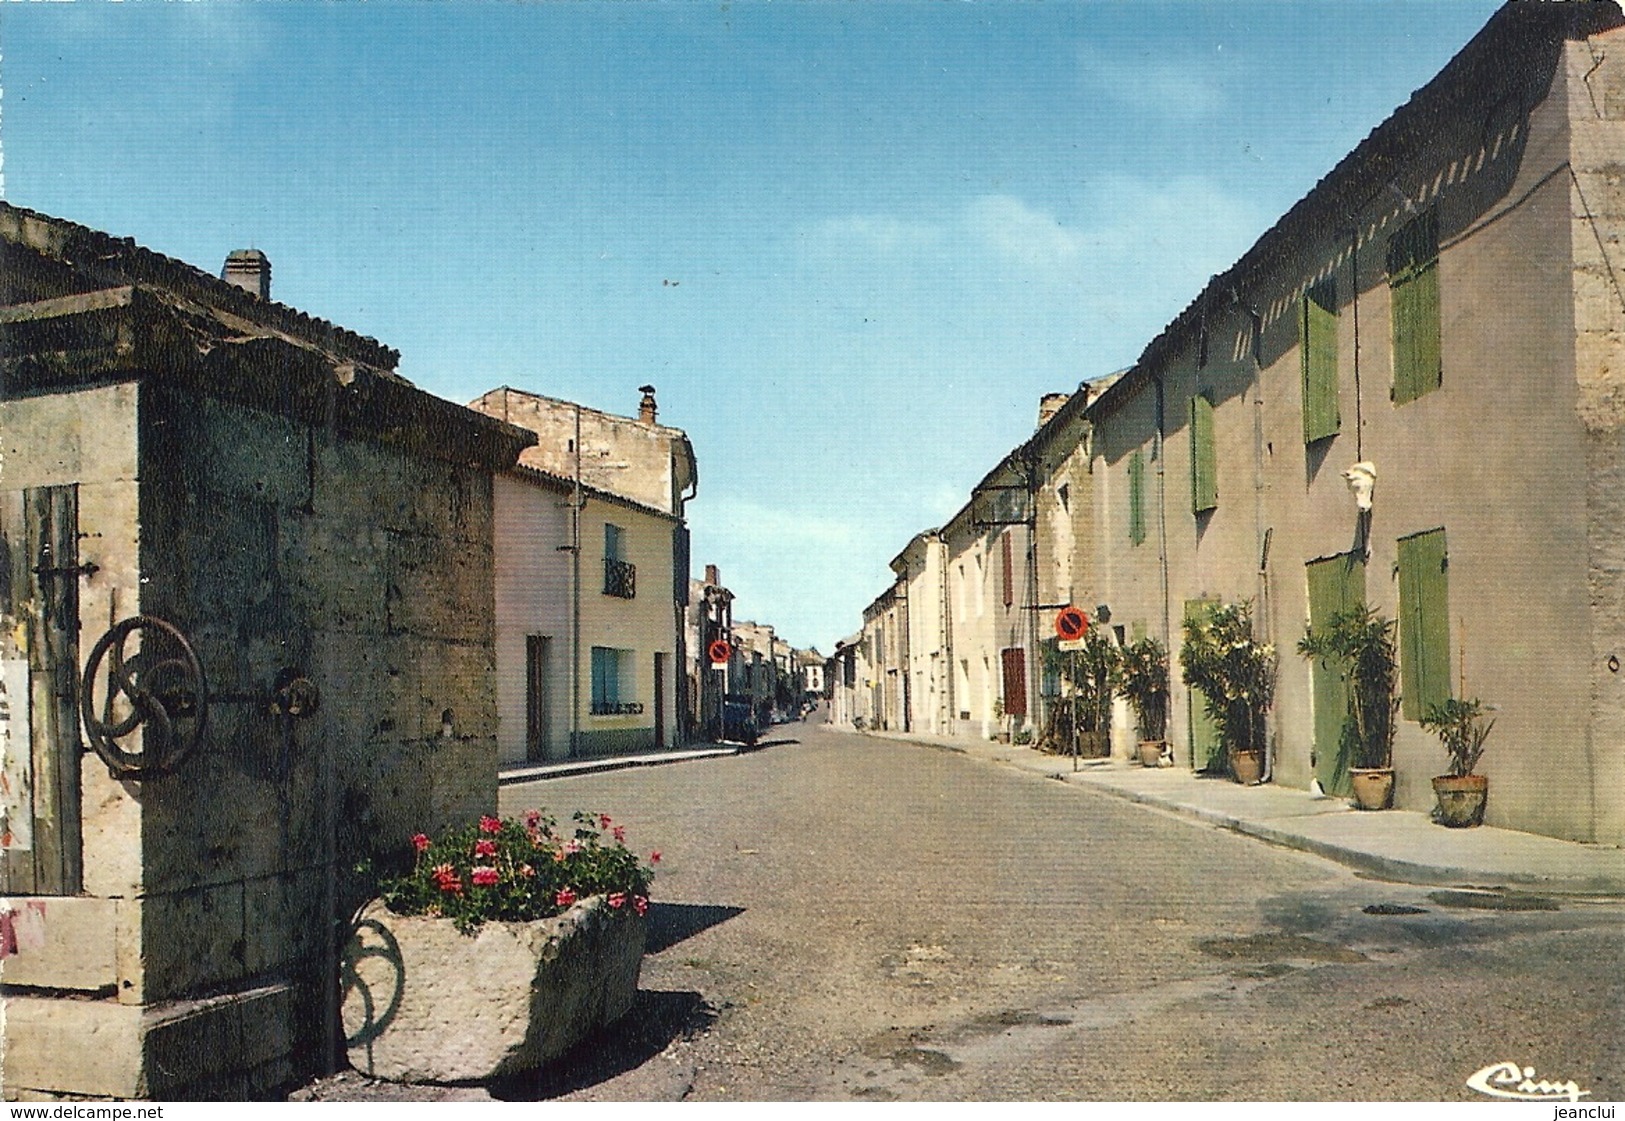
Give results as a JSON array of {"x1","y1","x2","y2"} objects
[
  {"x1": 1115, "y1": 636, "x2": 1170, "y2": 766},
  {"x1": 1420, "y1": 697, "x2": 1495, "y2": 827},
  {"x1": 1040, "y1": 631, "x2": 1119, "y2": 758},
  {"x1": 342, "y1": 809, "x2": 657, "y2": 1084},
  {"x1": 1180, "y1": 600, "x2": 1277, "y2": 784},
  {"x1": 992, "y1": 696, "x2": 1010, "y2": 743},
  {"x1": 1296, "y1": 606, "x2": 1400, "y2": 810}
]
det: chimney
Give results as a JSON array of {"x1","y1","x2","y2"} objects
[
  {"x1": 222, "y1": 250, "x2": 271, "y2": 300},
  {"x1": 638, "y1": 384, "x2": 659, "y2": 425},
  {"x1": 1037, "y1": 392, "x2": 1070, "y2": 430},
  {"x1": 705, "y1": 564, "x2": 719, "y2": 587}
]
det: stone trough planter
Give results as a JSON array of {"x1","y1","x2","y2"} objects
[{"x1": 341, "y1": 895, "x2": 647, "y2": 1084}]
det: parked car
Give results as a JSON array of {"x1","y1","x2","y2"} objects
[{"x1": 723, "y1": 696, "x2": 759, "y2": 746}]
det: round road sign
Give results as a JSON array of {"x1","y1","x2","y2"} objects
[
  {"x1": 1054, "y1": 606, "x2": 1089, "y2": 641},
  {"x1": 708, "y1": 639, "x2": 733, "y2": 665}
]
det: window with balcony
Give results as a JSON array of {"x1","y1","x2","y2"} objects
[{"x1": 602, "y1": 522, "x2": 636, "y2": 598}]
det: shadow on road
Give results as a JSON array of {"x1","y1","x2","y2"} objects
[
  {"x1": 645, "y1": 901, "x2": 746, "y2": 954},
  {"x1": 486, "y1": 988, "x2": 717, "y2": 1101}
]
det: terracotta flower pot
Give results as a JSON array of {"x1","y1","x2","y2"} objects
[
  {"x1": 1137, "y1": 740, "x2": 1167, "y2": 767},
  {"x1": 1349, "y1": 767, "x2": 1395, "y2": 811},
  {"x1": 1432, "y1": 773, "x2": 1488, "y2": 827},
  {"x1": 1231, "y1": 749, "x2": 1266, "y2": 786}
]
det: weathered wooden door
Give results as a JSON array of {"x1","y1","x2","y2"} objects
[
  {"x1": 0, "y1": 486, "x2": 85, "y2": 895},
  {"x1": 525, "y1": 635, "x2": 550, "y2": 762},
  {"x1": 1306, "y1": 552, "x2": 1367, "y2": 797}
]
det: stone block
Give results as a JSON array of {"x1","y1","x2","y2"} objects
[
  {"x1": 138, "y1": 882, "x2": 246, "y2": 1003},
  {"x1": 0, "y1": 896, "x2": 120, "y2": 992},
  {"x1": 242, "y1": 870, "x2": 323, "y2": 978},
  {"x1": 1, "y1": 994, "x2": 144, "y2": 1099},
  {"x1": 141, "y1": 982, "x2": 297, "y2": 1099},
  {"x1": 342, "y1": 896, "x2": 645, "y2": 1084},
  {"x1": 78, "y1": 757, "x2": 143, "y2": 899},
  {"x1": 278, "y1": 516, "x2": 393, "y2": 636},
  {"x1": 0, "y1": 383, "x2": 138, "y2": 490},
  {"x1": 186, "y1": 397, "x2": 311, "y2": 511}
]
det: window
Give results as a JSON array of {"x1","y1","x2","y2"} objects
[
  {"x1": 602, "y1": 522, "x2": 635, "y2": 598},
  {"x1": 1397, "y1": 528, "x2": 1451, "y2": 721},
  {"x1": 591, "y1": 647, "x2": 641, "y2": 715},
  {"x1": 1189, "y1": 394, "x2": 1218, "y2": 514},
  {"x1": 1040, "y1": 638, "x2": 1061, "y2": 699},
  {"x1": 1389, "y1": 211, "x2": 1441, "y2": 405},
  {"x1": 1128, "y1": 449, "x2": 1147, "y2": 545},
  {"x1": 1301, "y1": 278, "x2": 1340, "y2": 443}
]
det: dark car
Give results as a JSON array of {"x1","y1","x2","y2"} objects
[{"x1": 722, "y1": 696, "x2": 759, "y2": 746}]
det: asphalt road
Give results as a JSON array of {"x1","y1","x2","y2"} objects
[{"x1": 358, "y1": 721, "x2": 1623, "y2": 1102}]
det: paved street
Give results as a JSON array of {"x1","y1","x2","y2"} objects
[{"x1": 473, "y1": 722, "x2": 1620, "y2": 1102}]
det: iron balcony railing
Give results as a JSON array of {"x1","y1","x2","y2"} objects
[{"x1": 603, "y1": 557, "x2": 636, "y2": 599}]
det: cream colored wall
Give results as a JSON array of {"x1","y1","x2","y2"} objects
[
  {"x1": 491, "y1": 473, "x2": 571, "y2": 763},
  {"x1": 576, "y1": 497, "x2": 680, "y2": 755}
]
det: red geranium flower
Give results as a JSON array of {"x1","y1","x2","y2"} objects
[
  {"x1": 470, "y1": 866, "x2": 499, "y2": 887},
  {"x1": 479, "y1": 815, "x2": 503, "y2": 835},
  {"x1": 607, "y1": 892, "x2": 626, "y2": 909},
  {"x1": 524, "y1": 809, "x2": 542, "y2": 830},
  {"x1": 474, "y1": 838, "x2": 497, "y2": 858},
  {"x1": 555, "y1": 887, "x2": 577, "y2": 908},
  {"x1": 599, "y1": 814, "x2": 613, "y2": 829},
  {"x1": 632, "y1": 895, "x2": 649, "y2": 916},
  {"x1": 431, "y1": 863, "x2": 462, "y2": 895},
  {"x1": 650, "y1": 850, "x2": 662, "y2": 864},
  {"x1": 611, "y1": 825, "x2": 627, "y2": 843},
  {"x1": 411, "y1": 833, "x2": 431, "y2": 853}
]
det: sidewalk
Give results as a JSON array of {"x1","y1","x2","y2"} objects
[
  {"x1": 498, "y1": 744, "x2": 741, "y2": 785},
  {"x1": 869, "y1": 728, "x2": 1625, "y2": 897}
]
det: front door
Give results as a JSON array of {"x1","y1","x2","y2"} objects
[
  {"x1": 1306, "y1": 552, "x2": 1367, "y2": 797},
  {"x1": 653, "y1": 653, "x2": 666, "y2": 749},
  {"x1": 0, "y1": 486, "x2": 85, "y2": 895},
  {"x1": 525, "y1": 635, "x2": 550, "y2": 762}
]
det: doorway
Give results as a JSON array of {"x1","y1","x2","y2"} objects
[{"x1": 525, "y1": 635, "x2": 551, "y2": 762}]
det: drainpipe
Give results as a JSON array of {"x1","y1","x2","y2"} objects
[
  {"x1": 571, "y1": 405, "x2": 582, "y2": 759},
  {"x1": 1247, "y1": 305, "x2": 1276, "y2": 784}
]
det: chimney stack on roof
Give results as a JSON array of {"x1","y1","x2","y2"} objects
[
  {"x1": 638, "y1": 384, "x2": 659, "y2": 425},
  {"x1": 1038, "y1": 392, "x2": 1070, "y2": 430},
  {"x1": 222, "y1": 250, "x2": 271, "y2": 300},
  {"x1": 705, "y1": 564, "x2": 720, "y2": 587}
]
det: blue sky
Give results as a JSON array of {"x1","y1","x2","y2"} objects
[{"x1": 1, "y1": 0, "x2": 1503, "y2": 651}]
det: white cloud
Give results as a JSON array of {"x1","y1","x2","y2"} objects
[
  {"x1": 1078, "y1": 45, "x2": 1227, "y2": 121},
  {"x1": 964, "y1": 195, "x2": 1085, "y2": 271}
]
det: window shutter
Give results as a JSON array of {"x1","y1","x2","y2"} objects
[
  {"x1": 1001, "y1": 531, "x2": 1014, "y2": 607},
  {"x1": 1389, "y1": 213, "x2": 1442, "y2": 405},
  {"x1": 1397, "y1": 529, "x2": 1451, "y2": 720},
  {"x1": 1301, "y1": 280, "x2": 1340, "y2": 442},
  {"x1": 1190, "y1": 394, "x2": 1218, "y2": 514},
  {"x1": 1128, "y1": 450, "x2": 1147, "y2": 545}
]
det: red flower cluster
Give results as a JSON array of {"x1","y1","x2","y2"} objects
[
  {"x1": 479, "y1": 815, "x2": 503, "y2": 835},
  {"x1": 412, "y1": 833, "x2": 431, "y2": 853},
  {"x1": 432, "y1": 863, "x2": 462, "y2": 895},
  {"x1": 474, "y1": 838, "x2": 497, "y2": 858},
  {"x1": 471, "y1": 866, "x2": 499, "y2": 887},
  {"x1": 555, "y1": 887, "x2": 577, "y2": 908}
]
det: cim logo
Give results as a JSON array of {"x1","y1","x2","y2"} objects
[{"x1": 1467, "y1": 1061, "x2": 1591, "y2": 1103}]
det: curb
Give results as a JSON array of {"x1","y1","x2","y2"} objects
[{"x1": 499, "y1": 746, "x2": 741, "y2": 785}]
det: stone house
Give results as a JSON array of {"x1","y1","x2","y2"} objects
[
  {"x1": 469, "y1": 387, "x2": 697, "y2": 759},
  {"x1": 0, "y1": 204, "x2": 534, "y2": 1098},
  {"x1": 685, "y1": 563, "x2": 735, "y2": 742},
  {"x1": 1070, "y1": 1, "x2": 1625, "y2": 843}
]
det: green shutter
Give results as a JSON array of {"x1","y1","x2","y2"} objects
[
  {"x1": 1183, "y1": 598, "x2": 1224, "y2": 772},
  {"x1": 1397, "y1": 529, "x2": 1452, "y2": 720},
  {"x1": 1190, "y1": 395, "x2": 1217, "y2": 514},
  {"x1": 1389, "y1": 213, "x2": 1441, "y2": 405},
  {"x1": 1128, "y1": 450, "x2": 1146, "y2": 545},
  {"x1": 1301, "y1": 280, "x2": 1340, "y2": 443},
  {"x1": 1306, "y1": 552, "x2": 1366, "y2": 796}
]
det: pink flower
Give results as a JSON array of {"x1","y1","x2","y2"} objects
[
  {"x1": 555, "y1": 887, "x2": 577, "y2": 908},
  {"x1": 431, "y1": 864, "x2": 462, "y2": 895},
  {"x1": 523, "y1": 809, "x2": 542, "y2": 830},
  {"x1": 474, "y1": 838, "x2": 497, "y2": 858},
  {"x1": 518, "y1": 863, "x2": 536, "y2": 879},
  {"x1": 470, "y1": 866, "x2": 499, "y2": 887},
  {"x1": 563, "y1": 839, "x2": 583, "y2": 856},
  {"x1": 479, "y1": 815, "x2": 503, "y2": 835},
  {"x1": 650, "y1": 850, "x2": 662, "y2": 864},
  {"x1": 611, "y1": 825, "x2": 627, "y2": 843},
  {"x1": 411, "y1": 833, "x2": 431, "y2": 853},
  {"x1": 552, "y1": 849, "x2": 567, "y2": 864},
  {"x1": 607, "y1": 892, "x2": 626, "y2": 909},
  {"x1": 632, "y1": 895, "x2": 649, "y2": 916},
  {"x1": 599, "y1": 814, "x2": 613, "y2": 829}
]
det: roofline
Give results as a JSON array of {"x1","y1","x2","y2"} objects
[{"x1": 509, "y1": 461, "x2": 680, "y2": 523}]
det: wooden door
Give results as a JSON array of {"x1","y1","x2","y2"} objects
[
  {"x1": 1182, "y1": 598, "x2": 1224, "y2": 773},
  {"x1": 0, "y1": 486, "x2": 85, "y2": 895}
]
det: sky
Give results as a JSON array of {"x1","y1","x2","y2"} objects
[{"x1": 0, "y1": 0, "x2": 1505, "y2": 653}]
